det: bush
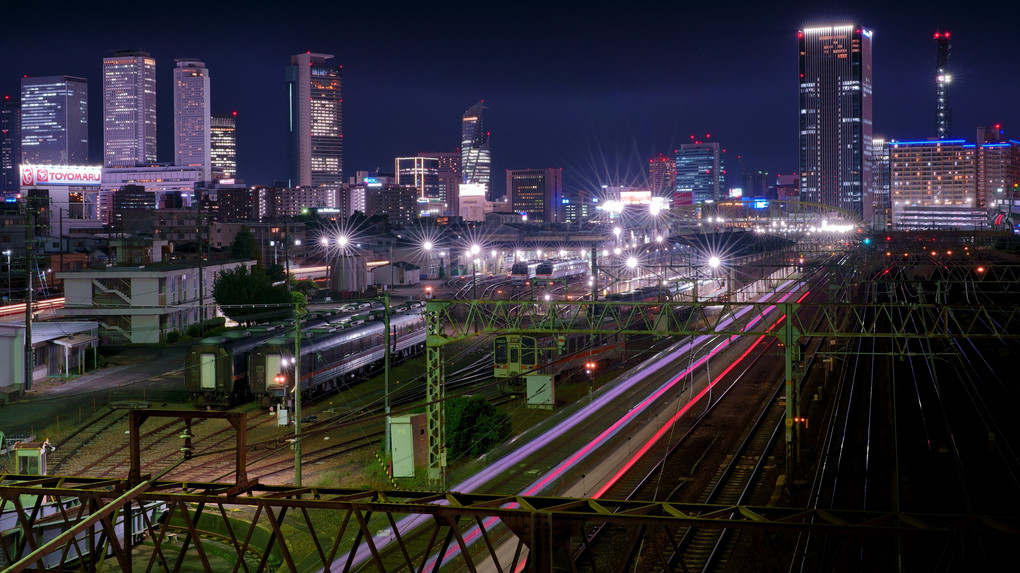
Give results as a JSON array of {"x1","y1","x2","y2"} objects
[
  {"x1": 446, "y1": 396, "x2": 512, "y2": 460},
  {"x1": 165, "y1": 331, "x2": 181, "y2": 344}
]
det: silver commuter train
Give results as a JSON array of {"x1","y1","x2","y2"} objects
[{"x1": 248, "y1": 309, "x2": 426, "y2": 407}]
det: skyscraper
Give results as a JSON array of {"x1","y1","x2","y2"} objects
[
  {"x1": 507, "y1": 168, "x2": 562, "y2": 223},
  {"x1": 173, "y1": 59, "x2": 211, "y2": 182},
  {"x1": 286, "y1": 52, "x2": 343, "y2": 187},
  {"x1": 934, "y1": 31, "x2": 952, "y2": 139},
  {"x1": 648, "y1": 154, "x2": 675, "y2": 199},
  {"x1": 798, "y1": 25, "x2": 873, "y2": 221},
  {"x1": 210, "y1": 112, "x2": 237, "y2": 180},
  {"x1": 103, "y1": 50, "x2": 157, "y2": 167},
  {"x1": 20, "y1": 76, "x2": 88, "y2": 165},
  {"x1": 461, "y1": 101, "x2": 491, "y2": 199},
  {"x1": 675, "y1": 142, "x2": 723, "y2": 205},
  {"x1": 1, "y1": 97, "x2": 21, "y2": 194}
]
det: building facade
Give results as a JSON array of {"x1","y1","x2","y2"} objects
[
  {"x1": 173, "y1": 59, "x2": 211, "y2": 182},
  {"x1": 798, "y1": 25, "x2": 874, "y2": 222},
  {"x1": 649, "y1": 154, "x2": 675, "y2": 199},
  {"x1": 20, "y1": 75, "x2": 88, "y2": 165},
  {"x1": 210, "y1": 112, "x2": 237, "y2": 180},
  {"x1": 461, "y1": 101, "x2": 491, "y2": 199},
  {"x1": 890, "y1": 139, "x2": 976, "y2": 228},
  {"x1": 363, "y1": 184, "x2": 419, "y2": 227},
  {"x1": 506, "y1": 168, "x2": 562, "y2": 223},
  {"x1": 287, "y1": 52, "x2": 343, "y2": 187},
  {"x1": 58, "y1": 259, "x2": 253, "y2": 344},
  {"x1": 1, "y1": 97, "x2": 21, "y2": 194},
  {"x1": 103, "y1": 50, "x2": 157, "y2": 168},
  {"x1": 675, "y1": 142, "x2": 723, "y2": 205},
  {"x1": 395, "y1": 157, "x2": 440, "y2": 200}
]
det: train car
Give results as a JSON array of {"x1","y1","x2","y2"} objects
[
  {"x1": 535, "y1": 259, "x2": 588, "y2": 282},
  {"x1": 184, "y1": 309, "x2": 352, "y2": 408},
  {"x1": 510, "y1": 262, "x2": 540, "y2": 285},
  {"x1": 184, "y1": 324, "x2": 285, "y2": 408},
  {"x1": 493, "y1": 335, "x2": 539, "y2": 378},
  {"x1": 248, "y1": 310, "x2": 426, "y2": 407}
]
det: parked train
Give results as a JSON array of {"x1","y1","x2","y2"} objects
[
  {"x1": 535, "y1": 259, "x2": 589, "y2": 282},
  {"x1": 510, "y1": 262, "x2": 540, "y2": 285},
  {"x1": 248, "y1": 309, "x2": 426, "y2": 407},
  {"x1": 184, "y1": 304, "x2": 392, "y2": 408}
]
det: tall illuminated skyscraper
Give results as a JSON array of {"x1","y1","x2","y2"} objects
[
  {"x1": 173, "y1": 59, "x2": 211, "y2": 182},
  {"x1": 210, "y1": 112, "x2": 237, "y2": 180},
  {"x1": 798, "y1": 25, "x2": 873, "y2": 221},
  {"x1": 20, "y1": 75, "x2": 88, "y2": 165},
  {"x1": 287, "y1": 52, "x2": 343, "y2": 187},
  {"x1": 461, "y1": 101, "x2": 491, "y2": 199},
  {"x1": 675, "y1": 142, "x2": 723, "y2": 205},
  {"x1": 1, "y1": 96, "x2": 21, "y2": 193},
  {"x1": 103, "y1": 50, "x2": 157, "y2": 167},
  {"x1": 934, "y1": 31, "x2": 952, "y2": 139}
]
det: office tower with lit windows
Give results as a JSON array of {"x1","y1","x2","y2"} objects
[
  {"x1": 287, "y1": 52, "x2": 343, "y2": 187},
  {"x1": 20, "y1": 76, "x2": 88, "y2": 165},
  {"x1": 173, "y1": 59, "x2": 211, "y2": 182},
  {"x1": 103, "y1": 50, "x2": 157, "y2": 167},
  {"x1": 648, "y1": 154, "x2": 675, "y2": 199},
  {"x1": 418, "y1": 150, "x2": 460, "y2": 209},
  {"x1": 395, "y1": 157, "x2": 440, "y2": 199},
  {"x1": 507, "y1": 168, "x2": 562, "y2": 223},
  {"x1": 461, "y1": 101, "x2": 491, "y2": 199},
  {"x1": 1, "y1": 97, "x2": 21, "y2": 194},
  {"x1": 935, "y1": 31, "x2": 952, "y2": 139},
  {"x1": 890, "y1": 139, "x2": 977, "y2": 228},
  {"x1": 210, "y1": 113, "x2": 237, "y2": 180},
  {"x1": 798, "y1": 25, "x2": 873, "y2": 221},
  {"x1": 871, "y1": 137, "x2": 891, "y2": 229},
  {"x1": 675, "y1": 142, "x2": 723, "y2": 205}
]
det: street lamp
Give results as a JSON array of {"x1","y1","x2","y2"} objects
[
  {"x1": 423, "y1": 240, "x2": 434, "y2": 279},
  {"x1": 2, "y1": 250, "x2": 10, "y2": 302},
  {"x1": 470, "y1": 244, "x2": 481, "y2": 300},
  {"x1": 337, "y1": 235, "x2": 350, "y2": 298}
]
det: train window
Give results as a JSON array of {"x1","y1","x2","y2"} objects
[
  {"x1": 199, "y1": 353, "x2": 216, "y2": 390},
  {"x1": 510, "y1": 347, "x2": 519, "y2": 364},
  {"x1": 494, "y1": 338, "x2": 507, "y2": 363}
]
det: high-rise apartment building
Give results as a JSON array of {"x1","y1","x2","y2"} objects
[
  {"x1": 103, "y1": 50, "x2": 157, "y2": 167},
  {"x1": 506, "y1": 168, "x2": 562, "y2": 223},
  {"x1": 395, "y1": 157, "x2": 440, "y2": 199},
  {"x1": 1, "y1": 97, "x2": 22, "y2": 194},
  {"x1": 675, "y1": 142, "x2": 723, "y2": 205},
  {"x1": 975, "y1": 126, "x2": 1020, "y2": 208},
  {"x1": 890, "y1": 139, "x2": 975, "y2": 227},
  {"x1": 935, "y1": 31, "x2": 952, "y2": 139},
  {"x1": 287, "y1": 52, "x2": 343, "y2": 187},
  {"x1": 461, "y1": 101, "x2": 491, "y2": 199},
  {"x1": 173, "y1": 59, "x2": 211, "y2": 182},
  {"x1": 648, "y1": 154, "x2": 675, "y2": 199},
  {"x1": 798, "y1": 25, "x2": 873, "y2": 221},
  {"x1": 20, "y1": 76, "x2": 88, "y2": 165},
  {"x1": 210, "y1": 113, "x2": 237, "y2": 180}
]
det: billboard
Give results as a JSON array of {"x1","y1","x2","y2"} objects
[{"x1": 21, "y1": 164, "x2": 102, "y2": 187}]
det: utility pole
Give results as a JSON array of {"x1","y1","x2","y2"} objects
[
  {"x1": 23, "y1": 207, "x2": 34, "y2": 392},
  {"x1": 384, "y1": 290, "x2": 391, "y2": 455},
  {"x1": 294, "y1": 299, "x2": 302, "y2": 487},
  {"x1": 197, "y1": 208, "x2": 205, "y2": 323}
]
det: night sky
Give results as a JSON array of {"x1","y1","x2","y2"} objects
[{"x1": 3, "y1": 1, "x2": 1019, "y2": 196}]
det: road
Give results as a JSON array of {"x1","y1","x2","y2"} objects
[{"x1": 1, "y1": 345, "x2": 188, "y2": 436}]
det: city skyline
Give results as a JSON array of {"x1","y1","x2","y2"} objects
[{"x1": 2, "y1": 2, "x2": 1019, "y2": 195}]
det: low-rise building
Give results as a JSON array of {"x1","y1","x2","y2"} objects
[
  {"x1": 0, "y1": 321, "x2": 99, "y2": 400},
  {"x1": 57, "y1": 259, "x2": 254, "y2": 344}
]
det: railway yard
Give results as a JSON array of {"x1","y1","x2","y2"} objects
[{"x1": 3, "y1": 232, "x2": 1020, "y2": 571}]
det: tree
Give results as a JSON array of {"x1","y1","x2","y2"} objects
[
  {"x1": 230, "y1": 225, "x2": 261, "y2": 264},
  {"x1": 446, "y1": 396, "x2": 512, "y2": 459},
  {"x1": 212, "y1": 265, "x2": 291, "y2": 326}
]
